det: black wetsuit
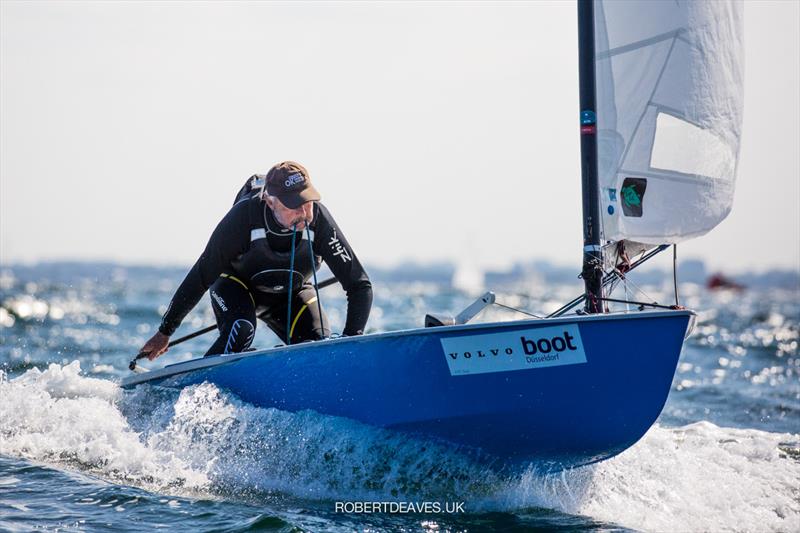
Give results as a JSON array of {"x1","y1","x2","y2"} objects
[{"x1": 159, "y1": 196, "x2": 372, "y2": 355}]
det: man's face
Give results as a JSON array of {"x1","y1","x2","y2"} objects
[{"x1": 266, "y1": 196, "x2": 314, "y2": 231}]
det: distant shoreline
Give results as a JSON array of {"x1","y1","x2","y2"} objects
[{"x1": 1, "y1": 259, "x2": 797, "y2": 290}]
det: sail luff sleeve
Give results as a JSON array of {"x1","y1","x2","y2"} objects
[
  {"x1": 313, "y1": 203, "x2": 372, "y2": 336},
  {"x1": 159, "y1": 203, "x2": 251, "y2": 336}
]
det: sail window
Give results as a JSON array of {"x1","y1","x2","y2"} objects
[
  {"x1": 620, "y1": 178, "x2": 647, "y2": 217},
  {"x1": 650, "y1": 112, "x2": 735, "y2": 181}
]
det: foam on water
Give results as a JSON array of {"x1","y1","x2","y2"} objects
[
  {"x1": 528, "y1": 424, "x2": 800, "y2": 532},
  {"x1": 125, "y1": 380, "x2": 504, "y2": 502},
  {"x1": 469, "y1": 425, "x2": 800, "y2": 532},
  {"x1": 0, "y1": 362, "x2": 210, "y2": 492},
  {"x1": 1, "y1": 361, "x2": 798, "y2": 532}
]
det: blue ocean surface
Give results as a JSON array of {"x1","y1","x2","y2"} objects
[{"x1": 0, "y1": 262, "x2": 798, "y2": 532}]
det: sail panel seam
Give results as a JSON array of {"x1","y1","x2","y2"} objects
[
  {"x1": 617, "y1": 34, "x2": 680, "y2": 178},
  {"x1": 617, "y1": 168, "x2": 734, "y2": 189},
  {"x1": 596, "y1": 29, "x2": 683, "y2": 60}
]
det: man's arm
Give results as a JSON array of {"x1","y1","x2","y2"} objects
[
  {"x1": 314, "y1": 203, "x2": 372, "y2": 336},
  {"x1": 158, "y1": 201, "x2": 251, "y2": 337}
]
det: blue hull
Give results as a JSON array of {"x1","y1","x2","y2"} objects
[{"x1": 122, "y1": 310, "x2": 693, "y2": 467}]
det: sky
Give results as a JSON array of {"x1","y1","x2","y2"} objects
[{"x1": 1, "y1": 1, "x2": 798, "y2": 274}]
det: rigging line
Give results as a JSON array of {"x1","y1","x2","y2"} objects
[
  {"x1": 597, "y1": 297, "x2": 679, "y2": 311},
  {"x1": 607, "y1": 275, "x2": 620, "y2": 298},
  {"x1": 548, "y1": 244, "x2": 669, "y2": 318},
  {"x1": 598, "y1": 218, "x2": 607, "y2": 272},
  {"x1": 606, "y1": 246, "x2": 647, "y2": 308},
  {"x1": 603, "y1": 269, "x2": 620, "y2": 295},
  {"x1": 604, "y1": 271, "x2": 629, "y2": 311},
  {"x1": 491, "y1": 301, "x2": 543, "y2": 319},
  {"x1": 617, "y1": 267, "x2": 631, "y2": 312},
  {"x1": 625, "y1": 275, "x2": 631, "y2": 312},
  {"x1": 618, "y1": 271, "x2": 657, "y2": 303},
  {"x1": 286, "y1": 224, "x2": 297, "y2": 345},
  {"x1": 673, "y1": 244, "x2": 680, "y2": 307},
  {"x1": 306, "y1": 224, "x2": 326, "y2": 338}
]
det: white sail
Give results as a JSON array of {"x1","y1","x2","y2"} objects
[{"x1": 594, "y1": 0, "x2": 744, "y2": 245}]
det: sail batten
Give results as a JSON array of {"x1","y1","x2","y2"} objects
[{"x1": 594, "y1": 0, "x2": 744, "y2": 246}]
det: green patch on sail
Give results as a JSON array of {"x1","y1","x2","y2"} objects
[{"x1": 620, "y1": 178, "x2": 647, "y2": 217}]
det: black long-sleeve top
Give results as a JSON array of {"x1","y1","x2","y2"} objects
[{"x1": 159, "y1": 200, "x2": 372, "y2": 337}]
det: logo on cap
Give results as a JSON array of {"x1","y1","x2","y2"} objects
[{"x1": 284, "y1": 173, "x2": 305, "y2": 188}]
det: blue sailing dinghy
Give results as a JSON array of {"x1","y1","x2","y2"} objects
[
  {"x1": 123, "y1": 310, "x2": 693, "y2": 466},
  {"x1": 123, "y1": 0, "x2": 743, "y2": 468}
]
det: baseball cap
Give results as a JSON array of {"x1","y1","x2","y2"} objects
[{"x1": 265, "y1": 161, "x2": 321, "y2": 208}]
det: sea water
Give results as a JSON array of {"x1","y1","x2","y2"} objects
[{"x1": 0, "y1": 263, "x2": 797, "y2": 532}]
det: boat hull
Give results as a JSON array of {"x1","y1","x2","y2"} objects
[{"x1": 122, "y1": 310, "x2": 692, "y2": 467}]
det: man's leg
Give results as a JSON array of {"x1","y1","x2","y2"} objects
[
  {"x1": 205, "y1": 276, "x2": 257, "y2": 356},
  {"x1": 260, "y1": 286, "x2": 330, "y2": 345}
]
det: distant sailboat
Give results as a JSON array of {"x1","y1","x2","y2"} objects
[
  {"x1": 123, "y1": 0, "x2": 744, "y2": 468},
  {"x1": 707, "y1": 273, "x2": 745, "y2": 291},
  {"x1": 451, "y1": 263, "x2": 485, "y2": 294}
]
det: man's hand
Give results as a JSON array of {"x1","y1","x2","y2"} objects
[{"x1": 140, "y1": 331, "x2": 170, "y2": 361}]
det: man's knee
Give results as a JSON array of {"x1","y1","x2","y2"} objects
[{"x1": 224, "y1": 319, "x2": 255, "y2": 353}]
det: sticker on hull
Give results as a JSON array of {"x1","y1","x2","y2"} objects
[{"x1": 441, "y1": 324, "x2": 587, "y2": 376}]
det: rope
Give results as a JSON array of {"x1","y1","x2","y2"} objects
[
  {"x1": 286, "y1": 224, "x2": 297, "y2": 345},
  {"x1": 491, "y1": 301, "x2": 543, "y2": 319},
  {"x1": 547, "y1": 244, "x2": 669, "y2": 318},
  {"x1": 307, "y1": 225, "x2": 326, "y2": 338},
  {"x1": 623, "y1": 271, "x2": 631, "y2": 312},
  {"x1": 598, "y1": 296, "x2": 682, "y2": 311},
  {"x1": 617, "y1": 273, "x2": 656, "y2": 304},
  {"x1": 602, "y1": 260, "x2": 666, "y2": 313}
]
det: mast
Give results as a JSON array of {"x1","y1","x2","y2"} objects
[{"x1": 577, "y1": 0, "x2": 604, "y2": 313}]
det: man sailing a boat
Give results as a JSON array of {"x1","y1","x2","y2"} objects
[{"x1": 138, "y1": 161, "x2": 372, "y2": 360}]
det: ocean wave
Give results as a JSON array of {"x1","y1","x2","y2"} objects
[
  {"x1": 563, "y1": 422, "x2": 800, "y2": 532},
  {"x1": 1, "y1": 361, "x2": 798, "y2": 532}
]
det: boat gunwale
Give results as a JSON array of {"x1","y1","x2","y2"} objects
[{"x1": 120, "y1": 308, "x2": 694, "y2": 388}]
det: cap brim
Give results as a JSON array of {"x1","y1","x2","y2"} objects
[{"x1": 277, "y1": 184, "x2": 321, "y2": 209}]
